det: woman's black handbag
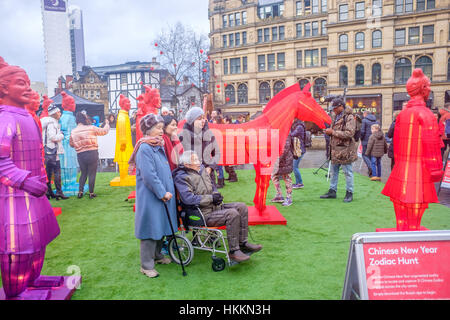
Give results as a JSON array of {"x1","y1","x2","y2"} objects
[{"x1": 44, "y1": 127, "x2": 57, "y2": 162}]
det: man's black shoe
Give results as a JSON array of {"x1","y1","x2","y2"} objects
[
  {"x1": 343, "y1": 191, "x2": 353, "y2": 203},
  {"x1": 320, "y1": 189, "x2": 337, "y2": 199}
]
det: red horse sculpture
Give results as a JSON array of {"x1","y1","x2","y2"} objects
[{"x1": 180, "y1": 83, "x2": 331, "y2": 221}]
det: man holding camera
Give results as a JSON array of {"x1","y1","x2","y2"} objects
[
  {"x1": 320, "y1": 97, "x2": 357, "y2": 203},
  {"x1": 173, "y1": 151, "x2": 263, "y2": 263}
]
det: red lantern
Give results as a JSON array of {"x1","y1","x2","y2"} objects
[
  {"x1": 191, "y1": 62, "x2": 195, "y2": 66},
  {"x1": 177, "y1": 81, "x2": 181, "y2": 85},
  {"x1": 226, "y1": 97, "x2": 230, "y2": 102},
  {"x1": 174, "y1": 64, "x2": 177, "y2": 68},
  {"x1": 224, "y1": 83, "x2": 228, "y2": 88},
  {"x1": 201, "y1": 79, "x2": 205, "y2": 83},
  {"x1": 160, "y1": 51, "x2": 164, "y2": 55},
  {"x1": 191, "y1": 102, "x2": 195, "y2": 106},
  {"x1": 218, "y1": 89, "x2": 221, "y2": 93},
  {"x1": 202, "y1": 68, "x2": 207, "y2": 73},
  {"x1": 215, "y1": 61, "x2": 219, "y2": 65},
  {"x1": 154, "y1": 43, "x2": 158, "y2": 47},
  {"x1": 216, "y1": 84, "x2": 220, "y2": 88},
  {"x1": 200, "y1": 49, "x2": 204, "y2": 54},
  {"x1": 150, "y1": 67, "x2": 154, "y2": 71},
  {"x1": 140, "y1": 81, "x2": 143, "y2": 85}
]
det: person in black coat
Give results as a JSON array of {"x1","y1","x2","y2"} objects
[{"x1": 360, "y1": 112, "x2": 378, "y2": 176}]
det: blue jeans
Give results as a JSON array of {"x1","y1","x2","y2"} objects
[
  {"x1": 330, "y1": 163, "x2": 354, "y2": 193},
  {"x1": 362, "y1": 144, "x2": 372, "y2": 173},
  {"x1": 371, "y1": 157, "x2": 382, "y2": 178},
  {"x1": 216, "y1": 166, "x2": 224, "y2": 179},
  {"x1": 293, "y1": 154, "x2": 305, "y2": 184}
]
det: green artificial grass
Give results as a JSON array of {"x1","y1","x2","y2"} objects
[{"x1": 1, "y1": 170, "x2": 449, "y2": 300}]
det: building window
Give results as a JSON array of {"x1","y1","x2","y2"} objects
[
  {"x1": 242, "y1": 12, "x2": 247, "y2": 25},
  {"x1": 408, "y1": 27, "x2": 420, "y2": 44},
  {"x1": 355, "y1": 2, "x2": 365, "y2": 19},
  {"x1": 447, "y1": 57, "x2": 450, "y2": 81},
  {"x1": 312, "y1": 0, "x2": 319, "y2": 14},
  {"x1": 416, "y1": 0, "x2": 425, "y2": 11},
  {"x1": 321, "y1": 0, "x2": 327, "y2": 12},
  {"x1": 339, "y1": 4, "x2": 348, "y2": 21},
  {"x1": 279, "y1": 26, "x2": 285, "y2": 40},
  {"x1": 268, "y1": 54, "x2": 276, "y2": 71},
  {"x1": 339, "y1": 34, "x2": 348, "y2": 51},
  {"x1": 321, "y1": 48, "x2": 327, "y2": 66},
  {"x1": 427, "y1": 0, "x2": 435, "y2": 9},
  {"x1": 396, "y1": 0, "x2": 412, "y2": 12},
  {"x1": 297, "y1": 50, "x2": 303, "y2": 68},
  {"x1": 321, "y1": 20, "x2": 327, "y2": 35},
  {"x1": 395, "y1": 57, "x2": 412, "y2": 84},
  {"x1": 229, "y1": 34, "x2": 234, "y2": 47},
  {"x1": 372, "y1": 0, "x2": 382, "y2": 16},
  {"x1": 235, "y1": 12, "x2": 241, "y2": 26},
  {"x1": 355, "y1": 65, "x2": 365, "y2": 86},
  {"x1": 299, "y1": 79, "x2": 310, "y2": 89},
  {"x1": 296, "y1": 23, "x2": 302, "y2": 38},
  {"x1": 225, "y1": 84, "x2": 236, "y2": 104},
  {"x1": 258, "y1": 29, "x2": 263, "y2": 43},
  {"x1": 242, "y1": 31, "x2": 247, "y2": 45},
  {"x1": 313, "y1": 78, "x2": 327, "y2": 99},
  {"x1": 355, "y1": 32, "x2": 365, "y2": 49},
  {"x1": 422, "y1": 25, "x2": 434, "y2": 43},
  {"x1": 258, "y1": 2, "x2": 285, "y2": 19},
  {"x1": 405, "y1": 0, "x2": 413, "y2": 11},
  {"x1": 264, "y1": 28, "x2": 270, "y2": 42},
  {"x1": 339, "y1": 66, "x2": 348, "y2": 86},
  {"x1": 235, "y1": 33, "x2": 240, "y2": 46},
  {"x1": 243, "y1": 57, "x2": 248, "y2": 73},
  {"x1": 305, "y1": 49, "x2": 319, "y2": 67},
  {"x1": 277, "y1": 53, "x2": 286, "y2": 70},
  {"x1": 415, "y1": 56, "x2": 433, "y2": 81},
  {"x1": 222, "y1": 15, "x2": 227, "y2": 28},
  {"x1": 258, "y1": 55, "x2": 266, "y2": 72},
  {"x1": 372, "y1": 63, "x2": 382, "y2": 85},
  {"x1": 223, "y1": 35, "x2": 227, "y2": 48},
  {"x1": 230, "y1": 58, "x2": 241, "y2": 74},
  {"x1": 259, "y1": 82, "x2": 271, "y2": 103},
  {"x1": 395, "y1": 0, "x2": 403, "y2": 13},
  {"x1": 273, "y1": 81, "x2": 285, "y2": 96},
  {"x1": 304, "y1": 22, "x2": 311, "y2": 37},
  {"x1": 305, "y1": 0, "x2": 311, "y2": 14},
  {"x1": 229, "y1": 14, "x2": 234, "y2": 27},
  {"x1": 395, "y1": 29, "x2": 406, "y2": 46},
  {"x1": 120, "y1": 73, "x2": 127, "y2": 85},
  {"x1": 296, "y1": 1, "x2": 303, "y2": 15},
  {"x1": 223, "y1": 59, "x2": 228, "y2": 75},
  {"x1": 237, "y1": 83, "x2": 248, "y2": 104},
  {"x1": 312, "y1": 22, "x2": 319, "y2": 36},
  {"x1": 272, "y1": 27, "x2": 278, "y2": 41},
  {"x1": 372, "y1": 30, "x2": 382, "y2": 48}
]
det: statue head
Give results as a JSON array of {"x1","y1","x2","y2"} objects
[
  {"x1": 119, "y1": 94, "x2": 131, "y2": 112},
  {"x1": 143, "y1": 85, "x2": 161, "y2": 111},
  {"x1": 406, "y1": 68, "x2": 431, "y2": 102},
  {"x1": 42, "y1": 95, "x2": 53, "y2": 111},
  {"x1": 61, "y1": 91, "x2": 76, "y2": 112},
  {"x1": 25, "y1": 90, "x2": 41, "y2": 113},
  {"x1": 0, "y1": 57, "x2": 32, "y2": 108}
]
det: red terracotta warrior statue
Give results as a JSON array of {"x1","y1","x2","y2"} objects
[
  {"x1": 382, "y1": 68, "x2": 444, "y2": 231},
  {"x1": 136, "y1": 86, "x2": 161, "y2": 142},
  {"x1": 39, "y1": 95, "x2": 53, "y2": 119}
]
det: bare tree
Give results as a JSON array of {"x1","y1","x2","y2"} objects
[{"x1": 152, "y1": 22, "x2": 209, "y2": 119}]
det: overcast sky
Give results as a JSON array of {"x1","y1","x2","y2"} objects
[{"x1": 0, "y1": 0, "x2": 210, "y2": 83}]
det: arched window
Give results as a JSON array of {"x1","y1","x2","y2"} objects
[
  {"x1": 355, "y1": 64, "x2": 364, "y2": 86},
  {"x1": 394, "y1": 57, "x2": 412, "y2": 84},
  {"x1": 237, "y1": 83, "x2": 248, "y2": 104},
  {"x1": 339, "y1": 34, "x2": 348, "y2": 51},
  {"x1": 225, "y1": 84, "x2": 236, "y2": 104},
  {"x1": 415, "y1": 56, "x2": 433, "y2": 81},
  {"x1": 372, "y1": 30, "x2": 382, "y2": 48},
  {"x1": 355, "y1": 32, "x2": 365, "y2": 49},
  {"x1": 299, "y1": 79, "x2": 310, "y2": 90},
  {"x1": 313, "y1": 78, "x2": 327, "y2": 99},
  {"x1": 339, "y1": 66, "x2": 348, "y2": 87},
  {"x1": 273, "y1": 81, "x2": 285, "y2": 96},
  {"x1": 372, "y1": 63, "x2": 381, "y2": 85},
  {"x1": 259, "y1": 82, "x2": 271, "y2": 103}
]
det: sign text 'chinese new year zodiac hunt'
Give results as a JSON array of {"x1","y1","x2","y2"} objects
[
  {"x1": 178, "y1": 83, "x2": 331, "y2": 225},
  {"x1": 0, "y1": 57, "x2": 80, "y2": 300}
]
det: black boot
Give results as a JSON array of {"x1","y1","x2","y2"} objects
[
  {"x1": 320, "y1": 189, "x2": 337, "y2": 199},
  {"x1": 343, "y1": 191, "x2": 353, "y2": 203},
  {"x1": 228, "y1": 173, "x2": 238, "y2": 183},
  {"x1": 217, "y1": 178, "x2": 225, "y2": 189},
  {"x1": 55, "y1": 192, "x2": 69, "y2": 200}
]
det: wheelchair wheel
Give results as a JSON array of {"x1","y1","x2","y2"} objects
[
  {"x1": 168, "y1": 235, "x2": 194, "y2": 266},
  {"x1": 211, "y1": 256, "x2": 226, "y2": 272}
]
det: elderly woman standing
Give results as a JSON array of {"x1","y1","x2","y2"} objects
[{"x1": 129, "y1": 114, "x2": 177, "y2": 278}]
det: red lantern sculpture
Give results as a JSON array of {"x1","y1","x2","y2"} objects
[{"x1": 382, "y1": 69, "x2": 443, "y2": 231}]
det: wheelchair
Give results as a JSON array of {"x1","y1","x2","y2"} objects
[{"x1": 166, "y1": 202, "x2": 238, "y2": 272}]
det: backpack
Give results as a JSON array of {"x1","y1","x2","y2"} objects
[
  {"x1": 445, "y1": 119, "x2": 450, "y2": 138},
  {"x1": 304, "y1": 130, "x2": 312, "y2": 148}
]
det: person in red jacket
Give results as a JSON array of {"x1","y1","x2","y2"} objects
[{"x1": 382, "y1": 69, "x2": 443, "y2": 231}]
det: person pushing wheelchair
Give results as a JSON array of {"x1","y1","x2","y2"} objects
[{"x1": 173, "y1": 151, "x2": 263, "y2": 263}]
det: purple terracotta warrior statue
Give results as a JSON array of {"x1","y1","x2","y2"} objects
[{"x1": 0, "y1": 57, "x2": 60, "y2": 298}]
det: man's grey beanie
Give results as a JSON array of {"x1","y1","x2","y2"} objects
[{"x1": 185, "y1": 107, "x2": 204, "y2": 125}]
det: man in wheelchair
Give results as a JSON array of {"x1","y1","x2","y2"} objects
[{"x1": 173, "y1": 151, "x2": 263, "y2": 263}]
